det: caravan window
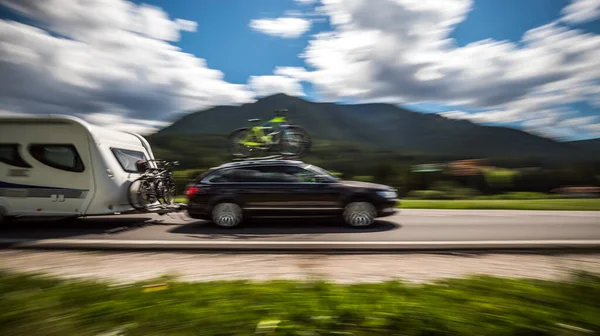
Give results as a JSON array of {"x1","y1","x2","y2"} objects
[
  {"x1": 29, "y1": 144, "x2": 85, "y2": 173},
  {"x1": 0, "y1": 144, "x2": 32, "y2": 168},
  {"x1": 111, "y1": 148, "x2": 147, "y2": 173}
]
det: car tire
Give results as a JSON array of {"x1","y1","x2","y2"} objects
[
  {"x1": 211, "y1": 202, "x2": 243, "y2": 228},
  {"x1": 343, "y1": 201, "x2": 377, "y2": 228}
]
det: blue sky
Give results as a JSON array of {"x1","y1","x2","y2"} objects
[
  {"x1": 145, "y1": 0, "x2": 572, "y2": 83},
  {"x1": 0, "y1": 0, "x2": 599, "y2": 139},
  {"x1": 135, "y1": 0, "x2": 320, "y2": 83}
]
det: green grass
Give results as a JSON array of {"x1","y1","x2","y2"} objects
[
  {"x1": 1, "y1": 270, "x2": 599, "y2": 336},
  {"x1": 400, "y1": 199, "x2": 600, "y2": 210},
  {"x1": 175, "y1": 196, "x2": 600, "y2": 211}
]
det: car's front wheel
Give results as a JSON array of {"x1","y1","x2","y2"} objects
[
  {"x1": 211, "y1": 202, "x2": 243, "y2": 228},
  {"x1": 343, "y1": 201, "x2": 377, "y2": 227}
]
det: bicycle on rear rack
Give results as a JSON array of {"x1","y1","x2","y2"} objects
[{"x1": 127, "y1": 159, "x2": 179, "y2": 212}]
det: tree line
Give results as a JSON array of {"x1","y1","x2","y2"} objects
[{"x1": 147, "y1": 134, "x2": 600, "y2": 198}]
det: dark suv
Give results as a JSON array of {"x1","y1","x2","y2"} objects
[{"x1": 185, "y1": 159, "x2": 399, "y2": 228}]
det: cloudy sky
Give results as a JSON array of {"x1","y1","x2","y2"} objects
[{"x1": 0, "y1": 0, "x2": 599, "y2": 139}]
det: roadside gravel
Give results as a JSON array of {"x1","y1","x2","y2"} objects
[{"x1": 1, "y1": 250, "x2": 599, "y2": 283}]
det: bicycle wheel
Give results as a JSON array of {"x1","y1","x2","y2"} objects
[
  {"x1": 279, "y1": 125, "x2": 312, "y2": 158},
  {"x1": 127, "y1": 177, "x2": 155, "y2": 211},
  {"x1": 228, "y1": 127, "x2": 266, "y2": 158},
  {"x1": 155, "y1": 176, "x2": 176, "y2": 205}
]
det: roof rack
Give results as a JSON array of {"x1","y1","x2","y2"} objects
[
  {"x1": 223, "y1": 154, "x2": 304, "y2": 167},
  {"x1": 231, "y1": 154, "x2": 287, "y2": 161}
]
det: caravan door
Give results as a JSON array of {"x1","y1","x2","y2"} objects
[{"x1": 24, "y1": 143, "x2": 90, "y2": 215}]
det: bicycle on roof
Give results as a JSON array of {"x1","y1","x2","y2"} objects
[
  {"x1": 227, "y1": 109, "x2": 311, "y2": 159},
  {"x1": 127, "y1": 159, "x2": 179, "y2": 211}
]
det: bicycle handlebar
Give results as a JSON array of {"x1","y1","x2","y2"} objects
[{"x1": 145, "y1": 159, "x2": 179, "y2": 166}]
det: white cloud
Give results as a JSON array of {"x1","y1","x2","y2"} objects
[
  {"x1": 0, "y1": 0, "x2": 255, "y2": 125},
  {"x1": 438, "y1": 110, "x2": 470, "y2": 120},
  {"x1": 560, "y1": 115, "x2": 597, "y2": 127},
  {"x1": 0, "y1": 0, "x2": 192, "y2": 42},
  {"x1": 247, "y1": 75, "x2": 305, "y2": 97},
  {"x1": 250, "y1": 17, "x2": 311, "y2": 38},
  {"x1": 134, "y1": 4, "x2": 181, "y2": 41},
  {"x1": 439, "y1": 109, "x2": 520, "y2": 124},
  {"x1": 175, "y1": 19, "x2": 198, "y2": 33},
  {"x1": 561, "y1": 0, "x2": 600, "y2": 24},
  {"x1": 273, "y1": 0, "x2": 600, "y2": 137},
  {"x1": 522, "y1": 110, "x2": 564, "y2": 128},
  {"x1": 83, "y1": 112, "x2": 169, "y2": 135},
  {"x1": 274, "y1": 66, "x2": 311, "y2": 80},
  {"x1": 525, "y1": 126, "x2": 578, "y2": 141},
  {"x1": 581, "y1": 123, "x2": 600, "y2": 135}
]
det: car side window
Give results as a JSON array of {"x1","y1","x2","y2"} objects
[
  {"x1": 206, "y1": 165, "x2": 316, "y2": 183},
  {"x1": 206, "y1": 170, "x2": 229, "y2": 183},
  {"x1": 0, "y1": 143, "x2": 32, "y2": 168},
  {"x1": 255, "y1": 166, "x2": 301, "y2": 183},
  {"x1": 224, "y1": 168, "x2": 266, "y2": 183},
  {"x1": 277, "y1": 166, "x2": 319, "y2": 183},
  {"x1": 207, "y1": 168, "x2": 265, "y2": 183}
]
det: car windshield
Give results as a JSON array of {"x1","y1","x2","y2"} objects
[{"x1": 305, "y1": 164, "x2": 340, "y2": 181}]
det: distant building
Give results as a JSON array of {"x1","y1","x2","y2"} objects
[
  {"x1": 551, "y1": 186, "x2": 600, "y2": 198},
  {"x1": 447, "y1": 159, "x2": 488, "y2": 176},
  {"x1": 411, "y1": 163, "x2": 445, "y2": 173}
]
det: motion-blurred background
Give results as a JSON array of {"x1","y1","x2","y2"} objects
[{"x1": 1, "y1": 0, "x2": 599, "y2": 202}]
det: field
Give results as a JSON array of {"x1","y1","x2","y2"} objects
[
  {"x1": 1, "y1": 270, "x2": 599, "y2": 336},
  {"x1": 174, "y1": 196, "x2": 600, "y2": 211}
]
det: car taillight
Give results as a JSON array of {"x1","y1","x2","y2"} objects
[{"x1": 186, "y1": 186, "x2": 199, "y2": 198}]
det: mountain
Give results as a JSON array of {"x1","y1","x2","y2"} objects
[
  {"x1": 154, "y1": 93, "x2": 598, "y2": 162},
  {"x1": 568, "y1": 139, "x2": 600, "y2": 153}
]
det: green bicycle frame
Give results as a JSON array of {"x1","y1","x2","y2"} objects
[{"x1": 241, "y1": 116, "x2": 287, "y2": 147}]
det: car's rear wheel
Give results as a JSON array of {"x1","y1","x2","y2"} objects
[
  {"x1": 212, "y1": 202, "x2": 243, "y2": 228},
  {"x1": 343, "y1": 201, "x2": 376, "y2": 227}
]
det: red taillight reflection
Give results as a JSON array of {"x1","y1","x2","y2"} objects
[{"x1": 186, "y1": 187, "x2": 199, "y2": 198}]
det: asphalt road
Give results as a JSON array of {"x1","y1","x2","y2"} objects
[{"x1": 1, "y1": 210, "x2": 599, "y2": 250}]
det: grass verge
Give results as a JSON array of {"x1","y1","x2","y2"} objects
[
  {"x1": 175, "y1": 196, "x2": 600, "y2": 211},
  {"x1": 1, "y1": 270, "x2": 599, "y2": 335},
  {"x1": 400, "y1": 199, "x2": 600, "y2": 210}
]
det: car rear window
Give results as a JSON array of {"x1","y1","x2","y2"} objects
[{"x1": 195, "y1": 167, "x2": 218, "y2": 182}]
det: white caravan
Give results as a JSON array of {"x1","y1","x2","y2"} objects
[{"x1": 0, "y1": 114, "x2": 158, "y2": 223}]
